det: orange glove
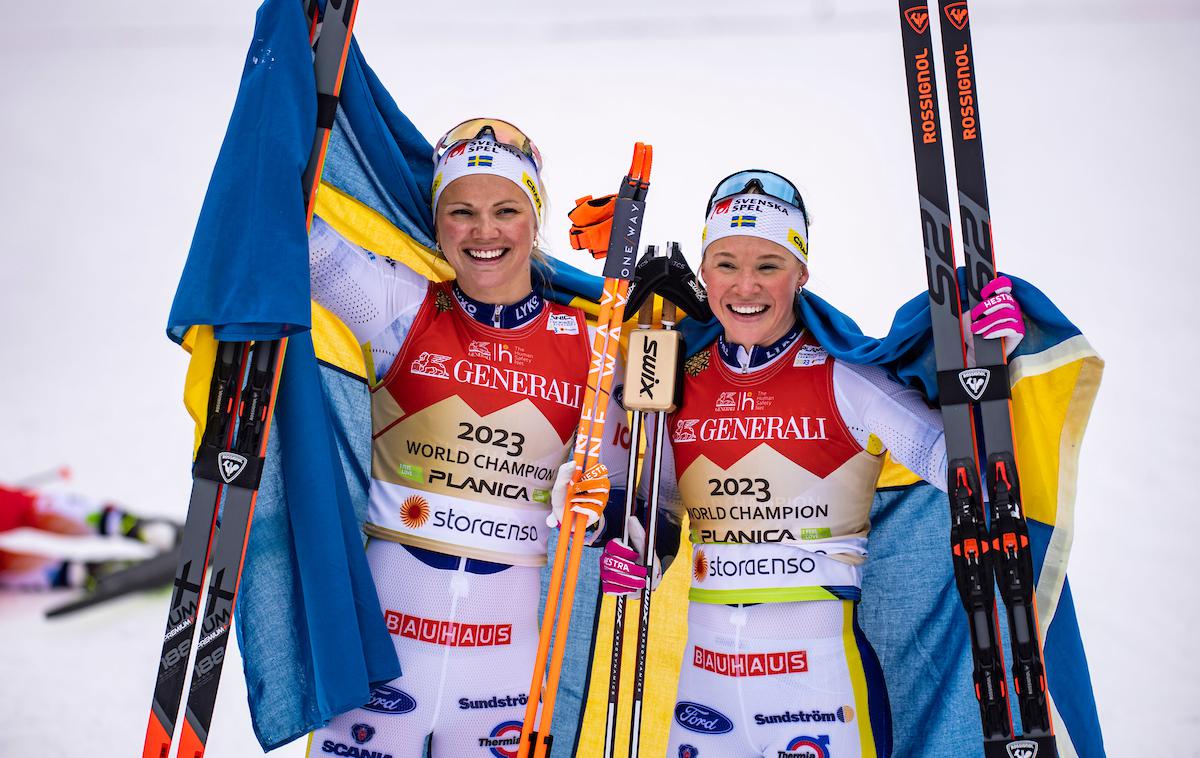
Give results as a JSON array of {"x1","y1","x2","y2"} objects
[{"x1": 568, "y1": 194, "x2": 617, "y2": 259}]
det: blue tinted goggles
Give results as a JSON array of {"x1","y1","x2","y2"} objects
[{"x1": 705, "y1": 169, "x2": 807, "y2": 220}]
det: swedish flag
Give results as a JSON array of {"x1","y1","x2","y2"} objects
[
  {"x1": 468, "y1": 154, "x2": 493, "y2": 167},
  {"x1": 731, "y1": 214, "x2": 757, "y2": 227}
]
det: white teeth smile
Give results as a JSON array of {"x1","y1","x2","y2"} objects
[
  {"x1": 466, "y1": 248, "x2": 505, "y2": 260},
  {"x1": 730, "y1": 304, "x2": 767, "y2": 315}
]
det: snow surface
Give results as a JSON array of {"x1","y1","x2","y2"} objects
[{"x1": 1, "y1": 0, "x2": 1197, "y2": 755}]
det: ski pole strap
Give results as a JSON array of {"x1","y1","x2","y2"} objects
[
  {"x1": 316, "y1": 93, "x2": 340, "y2": 130},
  {"x1": 936, "y1": 363, "x2": 1010, "y2": 406}
]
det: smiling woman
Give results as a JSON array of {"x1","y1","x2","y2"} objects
[
  {"x1": 302, "y1": 118, "x2": 630, "y2": 758},
  {"x1": 598, "y1": 168, "x2": 1030, "y2": 758}
]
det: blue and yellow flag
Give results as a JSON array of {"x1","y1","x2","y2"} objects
[{"x1": 167, "y1": 2, "x2": 1104, "y2": 755}]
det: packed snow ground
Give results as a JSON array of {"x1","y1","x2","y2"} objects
[{"x1": 1, "y1": 1, "x2": 1196, "y2": 755}]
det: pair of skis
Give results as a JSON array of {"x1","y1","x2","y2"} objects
[
  {"x1": 519, "y1": 144, "x2": 653, "y2": 758},
  {"x1": 897, "y1": 1, "x2": 1057, "y2": 756},
  {"x1": 141, "y1": 2, "x2": 359, "y2": 757}
]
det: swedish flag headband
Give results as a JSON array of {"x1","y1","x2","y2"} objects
[
  {"x1": 432, "y1": 137, "x2": 545, "y2": 223},
  {"x1": 702, "y1": 192, "x2": 810, "y2": 266}
]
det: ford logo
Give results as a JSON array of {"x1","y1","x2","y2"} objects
[
  {"x1": 362, "y1": 684, "x2": 417, "y2": 715},
  {"x1": 674, "y1": 701, "x2": 733, "y2": 734}
]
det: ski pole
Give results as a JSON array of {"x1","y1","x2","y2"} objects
[
  {"x1": 626, "y1": 293, "x2": 681, "y2": 757},
  {"x1": 13, "y1": 465, "x2": 72, "y2": 489},
  {"x1": 601, "y1": 290, "x2": 656, "y2": 758},
  {"x1": 520, "y1": 143, "x2": 652, "y2": 758}
]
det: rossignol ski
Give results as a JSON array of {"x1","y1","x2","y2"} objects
[
  {"x1": 520, "y1": 143, "x2": 653, "y2": 758},
  {"x1": 142, "y1": 340, "x2": 246, "y2": 758},
  {"x1": 142, "y1": 2, "x2": 360, "y2": 756},
  {"x1": 897, "y1": 2, "x2": 1057, "y2": 757}
]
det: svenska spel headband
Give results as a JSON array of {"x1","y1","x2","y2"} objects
[
  {"x1": 434, "y1": 117, "x2": 543, "y2": 172},
  {"x1": 432, "y1": 118, "x2": 546, "y2": 223},
  {"x1": 702, "y1": 170, "x2": 810, "y2": 265}
]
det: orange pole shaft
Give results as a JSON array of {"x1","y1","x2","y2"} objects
[
  {"x1": 519, "y1": 278, "x2": 624, "y2": 757},
  {"x1": 520, "y1": 144, "x2": 648, "y2": 757}
]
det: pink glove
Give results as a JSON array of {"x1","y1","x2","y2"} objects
[
  {"x1": 970, "y1": 276, "x2": 1025, "y2": 347},
  {"x1": 601, "y1": 538, "x2": 647, "y2": 596}
]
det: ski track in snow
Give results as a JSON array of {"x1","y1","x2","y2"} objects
[{"x1": 1, "y1": 1, "x2": 1196, "y2": 755}]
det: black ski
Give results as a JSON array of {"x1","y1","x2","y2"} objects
[
  {"x1": 934, "y1": 0, "x2": 1056, "y2": 750},
  {"x1": 143, "y1": 1, "x2": 361, "y2": 755},
  {"x1": 897, "y1": 2, "x2": 1057, "y2": 756},
  {"x1": 175, "y1": 339, "x2": 283, "y2": 757},
  {"x1": 46, "y1": 545, "x2": 180, "y2": 619},
  {"x1": 142, "y1": 339, "x2": 245, "y2": 758}
]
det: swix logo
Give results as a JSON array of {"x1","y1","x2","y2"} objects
[
  {"x1": 944, "y1": 0, "x2": 969, "y2": 30},
  {"x1": 217, "y1": 452, "x2": 248, "y2": 484},
  {"x1": 636, "y1": 337, "x2": 661, "y2": 399},
  {"x1": 958, "y1": 368, "x2": 991, "y2": 400},
  {"x1": 410, "y1": 351, "x2": 452, "y2": 379},
  {"x1": 693, "y1": 549, "x2": 709, "y2": 581},
  {"x1": 399, "y1": 496, "x2": 430, "y2": 529},
  {"x1": 712, "y1": 197, "x2": 733, "y2": 215},
  {"x1": 904, "y1": 5, "x2": 930, "y2": 33},
  {"x1": 1005, "y1": 740, "x2": 1039, "y2": 758},
  {"x1": 777, "y1": 734, "x2": 830, "y2": 758},
  {"x1": 480, "y1": 720, "x2": 523, "y2": 758},
  {"x1": 673, "y1": 418, "x2": 700, "y2": 443}
]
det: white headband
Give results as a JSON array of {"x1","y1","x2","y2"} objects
[
  {"x1": 702, "y1": 193, "x2": 809, "y2": 265},
  {"x1": 432, "y1": 138, "x2": 544, "y2": 223}
]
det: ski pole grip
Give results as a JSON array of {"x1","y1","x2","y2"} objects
[{"x1": 638, "y1": 298, "x2": 654, "y2": 328}]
